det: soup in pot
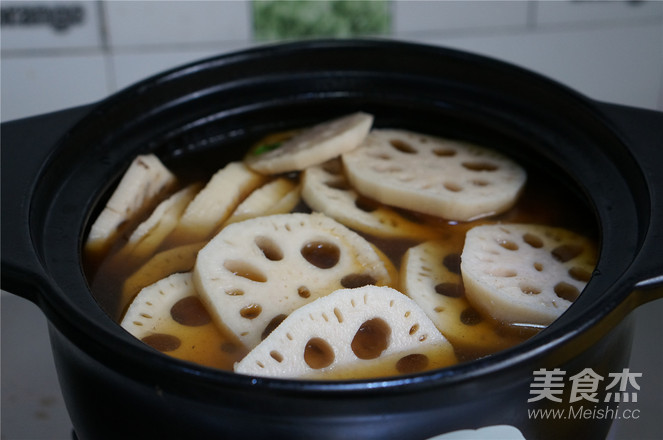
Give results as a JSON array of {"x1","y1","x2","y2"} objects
[{"x1": 84, "y1": 112, "x2": 597, "y2": 380}]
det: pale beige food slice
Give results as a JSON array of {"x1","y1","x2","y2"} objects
[
  {"x1": 302, "y1": 159, "x2": 439, "y2": 239},
  {"x1": 402, "y1": 240, "x2": 526, "y2": 352},
  {"x1": 120, "y1": 272, "x2": 246, "y2": 369},
  {"x1": 245, "y1": 112, "x2": 373, "y2": 174},
  {"x1": 168, "y1": 161, "x2": 266, "y2": 244},
  {"x1": 114, "y1": 183, "x2": 201, "y2": 265},
  {"x1": 225, "y1": 177, "x2": 300, "y2": 225},
  {"x1": 234, "y1": 285, "x2": 457, "y2": 379},
  {"x1": 121, "y1": 241, "x2": 206, "y2": 309},
  {"x1": 193, "y1": 212, "x2": 391, "y2": 349},
  {"x1": 342, "y1": 129, "x2": 527, "y2": 221},
  {"x1": 85, "y1": 154, "x2": 177, "y2": 259},
  {"x1": 121, "y1": 272, "x2": 198, "y2": 340},
  {"x1": 461, "y1": 224, "x2": 597, "y2": 325}
]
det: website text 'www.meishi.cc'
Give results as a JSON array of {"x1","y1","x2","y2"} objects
[{"x1": 528, "y1": 405, "x2": 640, "y2": 421}]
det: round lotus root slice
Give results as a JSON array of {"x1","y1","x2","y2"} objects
[
  {"x1": 461, "y1": 224, "x2": 597, "y2": 325},
  {"x1": 302, "y1": 159, "x2": 439, "y2": 240},
  {"x1": 342, "y1": 129, "x2": 527, "y2": 221},
  {"x1": 402, "y1": 240, "x2": 525, "y2": 352},
  {"x1": 193, "y1": 212, "x2": 392, "y2": 349},
  {"x1": 245, "y1": 112, "x2": 373, "y2": 174},
  {"x1": 121, "y1": 273, "x2": 246, "y2": 368},
  {"x1": 234, "y1": 285, "x2": 457, "y2": 379}
]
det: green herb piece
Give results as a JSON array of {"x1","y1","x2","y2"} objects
[{"x1": 252, "y1": 142, "x2": 282, "y2": 156}]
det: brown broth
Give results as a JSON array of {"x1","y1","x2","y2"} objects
[{"x1": 85, "y1": 136, "x2": 597, "y2": 376}]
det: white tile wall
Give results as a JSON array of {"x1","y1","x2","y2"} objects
[
  {"x1": 418, "y1": 22, "x2": 663, "y2": 109},
  {"x1": 0, "y1": 1, "x2": 102, "y2": 51},
  {"x1": 104, "y1": 0, "x2": 251, "y2": 48},
  {"x1": 2, "y1": 0, "x2": 662, "y2": 122},
  {"x1": 1, "y1": 54, "x2": 109, "y2": 121},
  {"x1": 392, "y1": 0, "x2": 530, "y2": 34},
  {"x1": 535, "y1": 0, "x2": 663, "y2": 26}
]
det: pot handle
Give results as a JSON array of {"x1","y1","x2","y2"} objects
[
  {"x1": 1, "y1": 105, "x2": 95, "y2": 303},
  {"x1": 595, "y1": 101, "x2": 663, "y2": 303}
]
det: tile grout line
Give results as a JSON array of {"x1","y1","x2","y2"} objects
[{"x1": 96, "y1": 0, "x2": 116, "y2": 95}]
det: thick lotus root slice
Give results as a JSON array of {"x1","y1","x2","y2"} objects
[
  {"x1": 302, "y1": 159, "x2": 439, "y2": 239},
  {"x1": 245, "y1": 112, "x2": 373, "y2": 174},
  {"x1": 402, "y1": 240, "x2": 525, "y2": 352},
  {"x1": 193, "y1": 212, "x2": 391, "y2": 349},
  {"x1": 342, "y1": 129, "x2": 526, "y2": 221},
  {"x1": 86, "y1": 154, "x2": 177, "y2": 260},
  {"x1": 113, "y1": 183, "x2": 201, "y2": 267},
  {"x1": 225, "y1": 177, "x2": 300, "y2": 225},
  {"x1": 121, "y1": 272, "x2": 246, "y2": 368},
  {"x1": 461, "y1": 224, "x2": 597, "y2": 325},
  {"x1": 234, "y1": 285, "x2": 457, "y2": 379},
  {"x1": 169, "y1": 162, "x2": 266, "y2": 244}
]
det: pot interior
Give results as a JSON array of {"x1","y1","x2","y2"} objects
[{"x1": 31, "y1": 40, "x2": 648, "y2": 386}]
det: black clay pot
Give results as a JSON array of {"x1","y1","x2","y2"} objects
[{"x1": 2, "y1": 39, "x2": 662, "y2": 440}]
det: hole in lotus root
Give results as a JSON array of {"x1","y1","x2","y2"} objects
[
  {"x1": 390, "y1": 139, "x2": 417, "y2": 154},
  {"x1": 444, "y1": 182, "x2": 463, "y2": 192},
  {"x1": 396, "y1": 354, "x2": 429, "y2": 374},
  {"x1": 551, "y1": 244, "x2": 583, "y2": 262},
  {"x1": 460, "y1": 308, "x2": 483, "y2": 326},
  {"x1": 520, "y1": 284, "x2": 542, "y2": 295},
  {"x1": 225, "y1": 288, "x2": 244, "y2": 296},
  {"x1": 443, "y1": 253, "x2": 461, "y2": 274},
  {"x1": 326, "y1": 179, "x2": 352, "y2": 191},
  {"x1": 435, "y1": 282, "x2": 463, "y2": 298},
  {"x1": 462, "y1": 162, "x2": 498, "y2": 171},
  {"x1": 471, "y1": 180, "x2": 489, "y2": 187},
  {"x1": 262, "y1": 314, "x2": 287, "y2": 340},
  {"x1": 170, "y1": 296, "x2": 211, "y2": 327},
  {"x1": 554, "y1": 282, "x2": 580, "y2": 302},
  {"x1": 498, "y1": 240, "x2": 519, "y2": 251},
  {"x1": 523, "y1": 233, "x2": 544, "y2": 248},
  {"x1": 270, "y1": 350, "x2": 284, "y2": 363},
  {"x1": 224, "y1": 260, "x2": 267, "y2": 282},
  {"x1": 298, "y1": 286, "x2": 311, "y2": 298},
  {"x1": 488, "y1": 267, "x2": 517, "y2": 277},
  {"x1": 341, "y1": 273, "x2": 377, "y2": 289},
  {"x1": 369, "y1": 152, "x2": 393, "y2": 161},
  {"x1": 255, "y1": 236, "x2": 283, "y2": 261},
  {"x1": 533, "y1": 262, "x2": 544, "y2": 272},
  {"x1": 409, "y1": 324, "x2": 419, "y2": 335},
  {"x1": 304, "y1": 337, "x2": 335, "y2": 369},
  {"x1": 355, "y1": 195, "x2": 380, "y2": 212},
  {"x1": 433, "y1": 148, "x2": 456, "y2": 157},
  {"x1": 569, "y1": 266, "x2": 592, "y2": 282},
  {"x1": 334, "y1": 308, "x2": 344, "y2": 323},
  {"x1": 301, "y1": 241, "x2": 340, "y2": 269},
  {"x1": 142, "y1": 334, "x2": 181, "y2": 352},
  {"x1": 351, "y1": 318, "x2": 391, "y2": 360},
  {"x1": 240, "y1": 304, "x2": 262, "y2": 319}
]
